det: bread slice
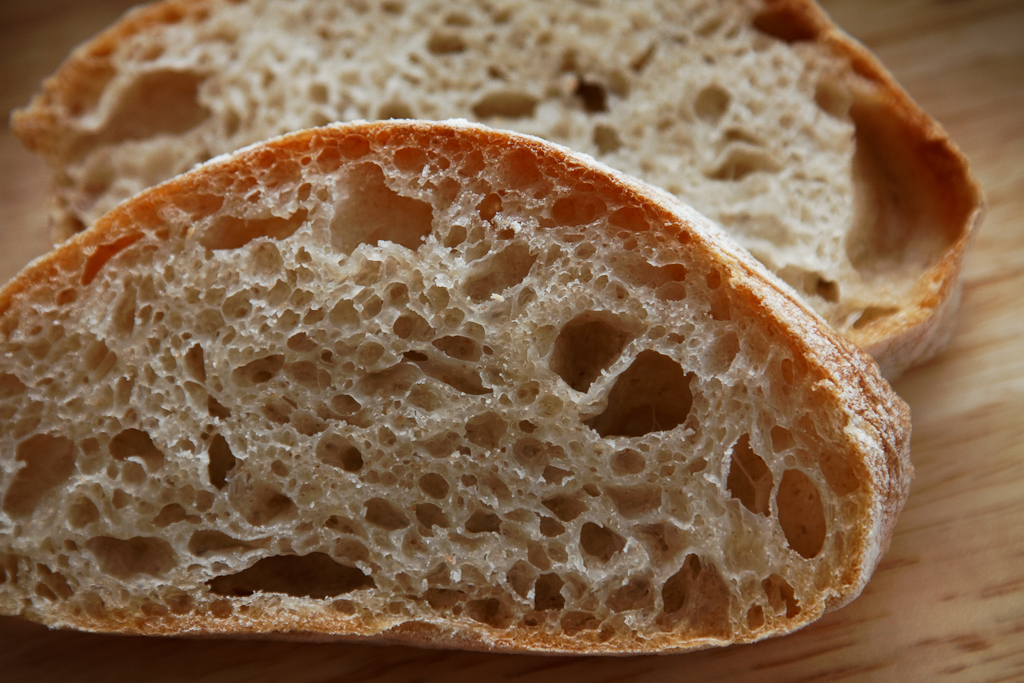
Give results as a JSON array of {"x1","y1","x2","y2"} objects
[
  {"x1": 9, "y1": 0, "x2": 982, "y2": 379},
  {"x1": 0, "y1": 120, "x2": 910, "y2": 653}
]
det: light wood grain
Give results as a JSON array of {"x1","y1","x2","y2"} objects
[{"x1": 1, "y1": 0, "x2": 1023, "y2": 680}]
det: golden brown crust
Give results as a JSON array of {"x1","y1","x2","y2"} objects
[
  {"x1": 0, "y1": 120, "x2": 912, "y2": 652},
  {"x1": 755, "y1": 0, "x2": 984, "y2": 377}
]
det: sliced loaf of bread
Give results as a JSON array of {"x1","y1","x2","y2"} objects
[
  {"x1": 10, "y1": 0, "x2": 982, "y2": 378},
  {"x1": 0, "y1": 120, "x2": 911, "y2": 653}
]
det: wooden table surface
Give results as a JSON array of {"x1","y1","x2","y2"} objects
[{"x1": 1, "y1": 0, "x2": 1022, "y2": 680}]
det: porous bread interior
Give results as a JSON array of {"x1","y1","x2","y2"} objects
[
  {"x1": 20, "y1": 0, "x2": 970, "y2": 346},
  {"x1": 0, "y1": 124, "x2": 871, "y2": 652}
]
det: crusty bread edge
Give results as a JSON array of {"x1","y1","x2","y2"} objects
[{"x1": 0, "y1": 119, "x2": 912, "y2": 654}]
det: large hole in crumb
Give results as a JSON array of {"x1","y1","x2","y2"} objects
[
  {"x1": 584, "y1": 351, "x2": 695, "y2": 437},
  {"x1": 550, "y1": 311, "x2": 636, "y2": 392},
  {"x1": 364, "y1": 497, "x2": 410, "y2": 530},
  {"x1": 579, "y1": 522, "x2": 625, "y2": 562},
  {"x1": 777, "y1": 469, "x2": 826, "y2": 558},
  {"x1": 726, "y1": 435, "x2": 773, "y2": 516},
  {"x1": 472, "y1": 91, "x2": 538, "y2": 119},
  {"x1": 232, "y1": 354, "x2": 284, "y2": 387},
  {"x1": 81, "y1": 232, "x2": 144, "y2": 285},
  {"x1": 2, "y1": 434, "x2": 77, "y2": 518},
  {"x1": 331, "y1": 162, "x2": 434, "y2": 254},
  {"x1": 207, "y1": 434, "x2": 237, "y2": 490},
  {"x1": 465, "y1": 412, "x2": 507, "y2": 449},
  {"x1": 534, "y1": 573, "x2": 566, "y2": 611},
  {"x1": 465, "y1": 510, "x2": 502, "y2": 533},
  {"x1": 607, "y1": 577, "x2": 654, "y2": 613},
  {"x1": 228, "y1": 475, "x2": 295, "y2": 526},
  {"x1": 762, "y1": 574, "x2": 801, "y2": 618},
  {"x1": 95, "y1": 70, "x2": 210, "y2": 147},
  {"x1": 542, "y1": 494, "x2": 587, "y2": 522},
  {"x1": 109, "y1": 428, "x2": 164, "y2": 471},
  {"x1": 694, "y1": 84, "x2": 731, "y2": 123},
  {"x1": 85, "y1": 536, "x2": 177, "y2": 579},
  {"x1": 464, "y1": 242, "x2": 537, "y2": 302},
  {"x1": 574, "y1": 77, "x2": 608, "y2": 113},
  {"x1": 427, "y1": 32, "x2": 466, "y2": 54},
  {"x1": 432, "y1": 335, "x2": 481, "y2": 362},
  {"x1": 751, "y1": 6, "x2": 820, "y2": 43},
  {"x1": 659, "y1": 554, "x2": 731, "y2": 636},
  {"x1": 605, "y1": 485, "x2": 662, "y2": 519},
  {"x1": 198, "y1": 209, "x2": 307, "y2": 251},
  {"x1": 316, "y1": 433, "x2": 363, "y2": 472},
  {"x1": 207, "y1": 553, "x2": 373, "y2": 598},
  {"x1": 187, "y1": 530, "x2": 263, "y2": 557},
  {"x1": 707, "y1": 148, "x2": 781, "y2": 181}
]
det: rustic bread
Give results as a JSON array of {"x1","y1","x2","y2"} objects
[
  {"x1": 9, "y1": 0, "x2": 982, "y2": 379},
  {"x1": 0, "y1": 120, "x2": 911, "y2": 653}
]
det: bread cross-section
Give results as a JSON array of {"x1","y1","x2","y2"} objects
[{"x1": 0, "y1": 121, "x2": 911, "y2": 653}]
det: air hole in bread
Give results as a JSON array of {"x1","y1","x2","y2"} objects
[
  {"x1": 472, "y1": 91, "x2": 539, "y2": 119},
  {"x1": 605, "y1": 485, "x2": 662, "y2": 519},
  {"x1": 187, "y1": 530, "x2": 262, "y2": 558},
  {"x1": 427, "y1": 32, "x2": 466, "y2": 54},
  {"x1": 707, "y1": 147, "x2": 781, "y2": 181},
  {"x1": 852, "y1": 306, "x2": 898, "y2": 330},
  {"x1": 465, "y1": 510, "x2": 502, "y2": 534},
  {"x1": 607, "y1": 577, "x2": 655, "y2": 613},
  {"x1": 35, "y1": 565, "x2": 73, "y2": 601},
  {"x1": 815, "y1": 80, "x2": 853, "y2": 119},
  {"x1": 593, "y1": 124, "x2": 622, "y2": 154},
  {"x1": 466, "y1": 596, "x2": 514, "y2": 628},
  {"x1": 85, "y1": 536, "x2": 177, "y2": 579},
  {"x1": 542, "y1": 494, "x2": 587, "y2": 523},
  {"x1": 108, "y1": 429, "x2": 164, "y2": 471},
  {"x1": 610, "y1": 449, "x2": 645, "y2": 475},
  {"x1": 415, "y1": 503, "x2": 449, "y2": 529},
  {"x1": 551, "y1": 311, "x2": 636, "y2": 392},
  {"x1": 726, "y1": 435, "x2": 773, "y2": 516},
  {"x1": 534, "y1": 573, "x2": 566, "y2": 611},
  {"x1": 152, "y1": 503, "x2": 187, "y2": 528},
  {"x1": 694, "y1": 84, "x2": 731, "y2": 124},
  {"x1": 316, "y1": 433, "x2": 363, "y2": 472},
  {"x1": 199, "y1": 209, "x2": 307, "y2": 251},
  {"x1": 432, "y1": 335, "x2": 481, "y2": 362},
  {"x1": 207, "y1": 553, "x2": 374, "y2": 599},
  {"x1": 476, "y1": 193, "x2": 502, "y2": 222},
  {"x1": 464, "y1": 241, "x2": 537, "y2": 302},
  {"x1": 751, "y1": 6, "x2": 819, "y2": 43},
  {"x1": 2, "y1": 435, "x2": 77, "y2": 518},
  {"x1": 183, "y1": 344, "x2": 206, "y2": 382},
  {"x1": 762, "y1": 573, "x2": 801, "y2": 618},
  {"x1": 68, "y1": 496, "x2": 100, "y2": 528},
  {"x1": 228, "y1": 475, "x2": 295, "y2": 526},
  {"x1": 551, "y1": 194, "x2": 607, "y2": 228},
  {"x1": 573, "y1": 77, "x2": 609, "y2": 113},
  {"x1": 331, "y1": 162, "x2": 434, "y2": 254},
  {"x1": 584, "y1": 351, "x2": 695, "y2": 438},
  {"x1": 0, "y1": 373, "x2": 26, "y2": 399},
  {"x1": 579, "y1": 522, "x2": 625, "y2": 562},
  {"x1": 96, "y1": 70, "x2": 210, "y2": 147},
  {"x1": 364, "y1": 497, "x2": 411, "y2": 530},
  {"x1": 659, "y1": 554, "x2": 732, "y2": 637},
  {"x1": 82, "y1": 232, "x2": 144, "y2": 286},
  {"x1": 777, "y1": 469, "x2": 826, "y2": 559},
  {"x1": 232, "y1": 354, "x2": 284, "y2": 387},
  {"x1": 561, "y1": 610, "x2": 600, "y2": 636},
  {"x1": 465, "y1": 411, "x2": 507, "y2": 448}
]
